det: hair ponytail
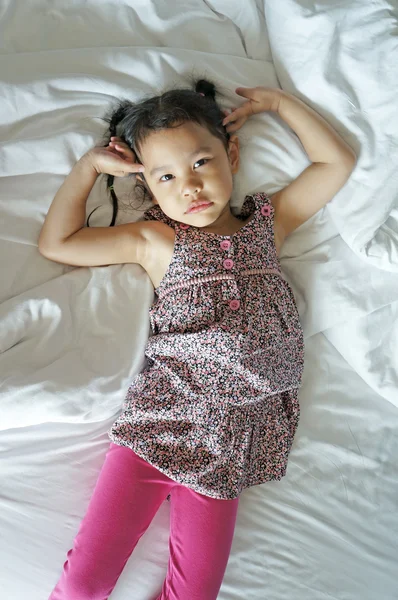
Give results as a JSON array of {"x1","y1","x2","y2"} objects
[
  {"x1": 86, "y1": 101, "x2": 134, "y2": 227},
  {"x1": 195, "y1": 79, "x2": 216, "y2": 101}
]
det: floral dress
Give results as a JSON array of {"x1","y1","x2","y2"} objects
[{"x1": 109, "y1": 192, "x2": 305, "y2": 500}]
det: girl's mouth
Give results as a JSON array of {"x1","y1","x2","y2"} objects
[{"x1": 185, "y1": 201, "x2": 214, "y2": 214}]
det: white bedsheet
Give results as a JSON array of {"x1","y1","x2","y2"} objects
[{"x1": 1, "y1": 1, "x2": 397, "y2": 598}]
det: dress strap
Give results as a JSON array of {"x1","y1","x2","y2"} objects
[
  {"x1": 252, "y1": 192, "x2": 274, "y2": 219},
  {"x1": 234, "y1": 192, "x2": 273, "y2": 221}
]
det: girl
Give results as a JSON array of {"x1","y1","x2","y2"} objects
[{"x1": 40, "y1": 79, "x2": 356, "y2": 600}]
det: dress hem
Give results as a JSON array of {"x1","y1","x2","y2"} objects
[{"x1": 108, "y1": 433, "x2": 287, "y2": 500}]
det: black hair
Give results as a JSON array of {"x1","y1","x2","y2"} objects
[{"x1": 87, "y1": 78, "x2": 230, "y2": 227}]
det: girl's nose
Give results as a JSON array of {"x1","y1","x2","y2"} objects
[{"x1": 182, "y1": 176, "x2": 203, "y2": 196}]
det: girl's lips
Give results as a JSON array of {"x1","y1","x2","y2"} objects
[{"x1": 185, "y1": 201, "x2": 214, "y2": 214}]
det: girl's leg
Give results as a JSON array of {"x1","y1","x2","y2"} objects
[
  {"x1": 156, "y1": 486, "x2": 239, "y2": 600},
  {"x1": 49, "y1": 442, "x2": 174, "y2": 600}
]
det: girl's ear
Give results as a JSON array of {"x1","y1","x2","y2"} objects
[{"x1": 228, "y1": 135, "x2": 240, "y2": 174}]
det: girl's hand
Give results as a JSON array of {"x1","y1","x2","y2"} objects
[
  {"x1": 85, "y1": 137, "x2": 145, "y2": 176},
  {"x1": 222, "y1": 87, "x2": 284, "y2": 133}
]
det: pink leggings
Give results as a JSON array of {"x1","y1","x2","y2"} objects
[{"x1": 49, "y1": 442, "x2": 239, "y2": 600}]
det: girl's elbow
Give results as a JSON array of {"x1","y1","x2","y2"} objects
[
  {"x1": 38, "y1": 235, "x2": 51, "y2": 257},
  {"x1": 38, "y1": 239, "x2": 62, "y2": 262},
  {"x1": 38, "y1": 244, "x2": 54, "y2": 260}
]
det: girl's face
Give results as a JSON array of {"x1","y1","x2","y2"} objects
[{"x1": 137, "y1": 121, "x2": 240, "y2": 226}]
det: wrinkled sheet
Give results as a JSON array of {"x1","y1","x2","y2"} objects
[{"x1": 0, "y1": 1, "x2": 397, "y2": 598}]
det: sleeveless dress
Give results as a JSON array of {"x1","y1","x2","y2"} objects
[{"x1": 109, "y1": 192, "x2": 305, "y2": 500}]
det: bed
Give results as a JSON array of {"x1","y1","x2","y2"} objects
[{"x1": 1, "y1": 1, "x2": 397, "y2": 598}]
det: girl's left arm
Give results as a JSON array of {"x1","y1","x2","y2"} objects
[
  {"x1": 271, "y1": 91, "x2": 356, "y2": 238},
  {"x1": 223, "y1": 87, "x2": 357, "y2": 240}
]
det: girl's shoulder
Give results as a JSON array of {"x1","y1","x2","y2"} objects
[{"x1": 140, "y1": 203, "x2": 176, "y2": 256}]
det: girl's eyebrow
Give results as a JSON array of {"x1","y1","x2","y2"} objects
[{"x1": 149, "y1": 145, "x2": 213, "y2": 177}]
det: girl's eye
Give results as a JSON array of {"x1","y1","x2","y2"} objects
[
  {"x1": 194, "y1": 158, "x2": 209, "y2": 168},
  {"x1": 160, "y1": 174, "x2": 174, "y2": 182},
  {"x1": 159, "y1": 159, "x2": 209, "y2": 182}
]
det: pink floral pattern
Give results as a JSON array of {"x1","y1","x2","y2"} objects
[{"x1": 109, "y1": 193, "x2": 305, "y2": 499}]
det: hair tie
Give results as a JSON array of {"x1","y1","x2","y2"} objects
[
  {"x1": 108, "y1": 185, "x2": 114, "y2": 191},
  {"x1": 198, "y1": 92, "x2": 205, "y2": 97}
]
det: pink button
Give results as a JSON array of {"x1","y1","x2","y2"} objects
[
  {"x1": 220, "y1": 240, "x2": 231, "y2": 251},
  {"x1": 223, "y1": 258, "x2": 234, "y2": 270},
  {"x1": 261, "y1": 205, "x2": 271, "y2": 217},
  {"x1": 180, "y1": 223, "x2": 190, "y2": 229},
  {"x1": 229, "y1": 299, "x2": 240, "y2": 310}
]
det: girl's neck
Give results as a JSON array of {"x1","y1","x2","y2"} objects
[{"x1": 201, "y1": 205, "x2": 248, "y2": 236}]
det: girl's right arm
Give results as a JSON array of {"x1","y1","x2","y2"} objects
[{"x1": 38, "y1": 145, "x2": 149, "y2": 268}]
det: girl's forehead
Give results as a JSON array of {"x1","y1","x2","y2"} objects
[{"x1": 140, "y1": 122, "x2": 220, "y2": 157}]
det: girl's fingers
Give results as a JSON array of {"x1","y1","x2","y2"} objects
[
  {"x1": 235, "y1": 87, "x2": 255, "y2": 99},
  {"x1": 105, "y1": 146, "x2": 144, "y2": 172},
  {"x1": 106, "y1": 145, "x2": 119, "y2": 155},
  {"x1": 107, "y1": 138, "x2": 144, "y2": 175},
  {"x1": 112, "y1": 144, "x2": 136, "y2": 158},
  {"x1": 222, "y1": 112, "x2": 234, "y2": 126},
  {"x1": 116, "y1": 155, "x2": 144, "y2": 171},
  {"x1": 226, "y1": 116, "x2": 246, "y2": 132},
  {"x1": 109, "y1": 143, "x2": 137, "y2": 161},
  {"x1": 222, "y1": 108, "x2": 236, "y2": 119},
  {"x1": 109, "y1": 142, "x2": 127, "y2": 151},
  {"x1": 222, "y1": 108, "x2": 240, "y2": 126},
  {"x1": 115, "y1": 159, "x2": 145, "y2": 173},
  {"x1": 109, "y1": 140, "x2": 131, "y2": 150},
  {"x1": 127, "y1": 164, "x2": 145, "y2": 173}
]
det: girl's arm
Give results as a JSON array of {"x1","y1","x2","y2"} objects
[
  {"x1": 38, "y1": 142, "x2": 149, "y2": 267},
  {"x1": 38, "y1": 155, "x2": 99, "y2": 250},
  {"x1": 223, "y1": 87, "x2": 356, "y2": 239}
]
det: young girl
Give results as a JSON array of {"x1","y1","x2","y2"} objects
[{"x1": 40, "y1": 79, "x2": 356, "y2": 600}]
